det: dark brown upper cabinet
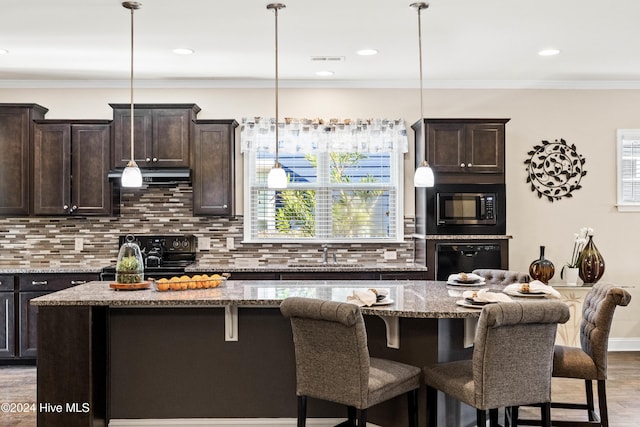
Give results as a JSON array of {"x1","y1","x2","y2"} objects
[
  {"x1": 0, "y1": 104, "x2": 48, "y2": 216},
  {"x1": 33, "y1": 121, "x2": 112, "y2": 216},
  {"x1": 192, "y1": 120, "x2": 238, "y2": 216},
  {"x1": 111, "y1": 104, "x2": 200, "y2": 168},
  {"x1": 413, "y1": 118, "x2": 509, "y2": 184}
]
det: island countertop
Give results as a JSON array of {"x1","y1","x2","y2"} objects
[{"x1": 31, "y1": 279, "x2": 482, "y2": 319}]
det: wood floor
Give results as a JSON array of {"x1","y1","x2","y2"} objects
[{"x1": 1, "y1": 352, "x2": 639, "y2": 426}]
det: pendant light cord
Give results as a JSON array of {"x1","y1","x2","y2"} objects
[
  {"x1": 129, "y1": 5, "x2": 135, "y2": 163},
  {"x1": 268, "y1": 4, "x2": 285, "y2": 168},
  {"x1": 274, "y1": 5, "x2": 279, "y2": 168},
  {"x1": 412, "y1": 2, "x2": 429, "y2": 167}
]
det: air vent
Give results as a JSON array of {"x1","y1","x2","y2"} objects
[{"x1": 310, "y1": 56, "x2": 346, "y2": 62}]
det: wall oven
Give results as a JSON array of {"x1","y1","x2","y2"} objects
[{"x1": 426, "y1": 184, "x2": 506, "y2": 235}]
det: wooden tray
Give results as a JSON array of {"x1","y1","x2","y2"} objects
[{"x1": 109, "y1": 282, "x2": 151, "y2": 291}]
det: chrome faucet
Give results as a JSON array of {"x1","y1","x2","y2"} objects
[{"x1": 322, "y1": 244, "x2": 337, "y2": 264}]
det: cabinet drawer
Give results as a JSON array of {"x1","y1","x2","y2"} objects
[
  {"x1": 0, "y1": 274, "x2": 15, "y2": 291},
  {"x1": 19, "y1": 273, "x2": 98, "y2": 291}
]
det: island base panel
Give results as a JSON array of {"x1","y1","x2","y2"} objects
[{"x1": 37, "y1": 306, "x2": 107, "y2": 427}]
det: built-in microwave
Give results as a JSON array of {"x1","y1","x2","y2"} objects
[
  {"x1": 425, "y1": 184, "x2": 506, "y2": 235},
  {"x1": 437, "y1": 192, "x2": 496, "y2": 225}
]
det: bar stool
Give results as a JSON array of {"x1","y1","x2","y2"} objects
[
  {"x1": 513, "y1": 283, "x2": 631, "y2": 426},
  {"x1": 424, "y1": 301, "x2": 570, "y2": 427},
  {"x1": 472, "y1": 269, "x2": 531, "y2": 286},
  {"x1": 280, "y1": 297, "x2": 421, "y2": 427}
]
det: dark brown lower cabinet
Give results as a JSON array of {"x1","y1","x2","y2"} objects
[
  {"x1": 18, "y1": 291, "x2": 46, "y2": 358},
  {"x1": 0, "y1": 291, "x2": 15, "y2": 358},
  {"x1": 219, "y1": 270, "x2": 427, "y2": 281},
  {"x1": 0, "y1": 273, "x2": 100, "y2": 362}
]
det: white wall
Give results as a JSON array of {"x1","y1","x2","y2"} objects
[{"x1": 1, "y1": 86, "x2": 638, "y2": 340}]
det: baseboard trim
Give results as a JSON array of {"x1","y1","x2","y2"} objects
[
  {"x1": 109, "y1": 418, "x2": 381, "y2": 427},
  {"x1": 609, "y1": 338, "x2": 640, "y2": 352}
]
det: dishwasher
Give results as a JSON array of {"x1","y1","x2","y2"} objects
[{"x1": 436, "y1": 243, "x2": 502, "y2": 281}]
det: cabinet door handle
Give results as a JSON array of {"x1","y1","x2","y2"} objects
[
  {"x1": 223, "y1": 204, "x2": 228, "y2": 208},
  {"x1": 460, "y1": 163, "x2": 465, "y2": 167},
  {"x1": 152, "y1": 157, "x2": 158, "y2": 162},
  {"x1": 31, "y1": 280, "x2": 48, "y2": 286},
  {"x1": 146, "y1": 157, "x2": 151, "y2": 162},
  {"x1": 70, "y1": 280, "x2": 87, "y2": 285},
  {"x1": 63, "y1": 204, "x2": 69, "y2": 210},
  {"x1": 467, "y1": 163, "x2": 472, "y2": 167}
]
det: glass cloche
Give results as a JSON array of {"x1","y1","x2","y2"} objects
[{"x1": 115, "y1": 234, "x2": 144, "y2": 284}]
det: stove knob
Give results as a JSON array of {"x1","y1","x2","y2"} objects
[{"x1": 172, "y1": 240, "x2": 180, "y2": 249}]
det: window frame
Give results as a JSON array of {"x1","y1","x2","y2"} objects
[
  {"x1": 616, "y1": 129, "x2": 640, "y2": 212},
  {"x1": 242, "y1": 144, "x2": 406, "y2": 244}
]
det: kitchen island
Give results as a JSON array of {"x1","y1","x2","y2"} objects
[{"x1": 32, "y1": 280, "x2": 483, "y2": 427}]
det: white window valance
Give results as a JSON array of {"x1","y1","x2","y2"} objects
[{"x1": 240, "y1": 117, "x2": 408, "y2": 154}]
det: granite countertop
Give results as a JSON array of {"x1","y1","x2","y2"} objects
[
  {"x1": 0, "y1": 263, "x2": 427, "y2": 274},
  {"x1": 31, "y1": 279, "x2": 486, "y2": 319},
  {"x1": 186, "y1": 262, "x2": 428, "y2": 273},
  {"x1": 0, "y1": 266, "x2": 104, "y2": 274}
]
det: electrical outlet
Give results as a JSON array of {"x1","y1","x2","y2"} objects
[
  {"x1": 383, "y1": 250, "x2": 397, "y2": 260},
  {"x1": 226, "y1": 237, "x2": 235, "y2": 250},
  {"x1": 198, "y1": 237, "x2": 210, "y2": 251},
  {"x1": 75, "y1": 237, "x2": 84, "y2": 252}
]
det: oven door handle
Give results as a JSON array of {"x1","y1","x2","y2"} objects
[{"x1": 461, "y1": 250, "x2": 478, "y2": 257}]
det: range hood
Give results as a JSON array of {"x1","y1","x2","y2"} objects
[{"x1": 108, "y1": 168, "x2": 191, "y2": 185}]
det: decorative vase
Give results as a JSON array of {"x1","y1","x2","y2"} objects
[
  {"x1": 578, "y1": 235, "x2": 605, "y2": 285},
  {"x1": 529, "y1": 245, "x2": 555, "y2": 284},
  {"x1": 561, "y1": 266, "x2": 580, "y2": 286}
]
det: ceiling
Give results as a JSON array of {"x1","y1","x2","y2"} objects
[{"x1": 2, "y1": 0, "x2": 640, "y2": 89}]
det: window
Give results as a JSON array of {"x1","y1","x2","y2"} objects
[
  {"x1": 616, "y1": 129, "x2": 640, "y2": 212},
  {"x1": 241, "y1": 118, "x2": 408, "y2": 242}
]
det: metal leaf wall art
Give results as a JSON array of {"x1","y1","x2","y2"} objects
[{"x1": 524, "y1": 138, "x2": 587, "y2": 202}]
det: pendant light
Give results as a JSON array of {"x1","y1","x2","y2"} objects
[
  {"x1": 411, "y1": 2, "x2": 435, "y2": 188},
  {"x1": 121, "y1": 1, "x2": 143, "y2": 188},
  {"x1": 266, "y1": 3, "x2": 288, "y2": 189}
]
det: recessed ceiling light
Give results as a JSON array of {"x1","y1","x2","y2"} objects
[
  {"x1": 356, "y1": 49, "x2": 378, "y2": 56},
  {"x1": 315, "y1": 70, "x2": 334, "y2": 77},
  {"x1": 172, "y1": 48, "x2": 194, "y2": 55},
  {"x1": 538, "y1": 48, "x2": 560, "y2": 57},
  {"x1": 0, "y1": 49, "x2": 8, "y2": 54}
]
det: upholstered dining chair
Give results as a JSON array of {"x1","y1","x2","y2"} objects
[
  {"x1": 472, "y1": 269, "x2": 531, "y2": 286},
  {"x1": 423, "y1": 301, "x2": 570, "y2": 427},
  {"x1": 280, "y1": 297, "x2": 421, "y2": 427},
  {"x1": 513, "y1": 283, "x2": 632, "y2": 427}
]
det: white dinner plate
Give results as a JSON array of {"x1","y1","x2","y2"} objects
[
  {"x1": 447, "y1": 279, "x2": 486, "y2": 287},
  {"x1": 455, "y1": 299, "x2": 485, "y2": 309},
  {"x1": 505, "y1": 291, "x2": 547, "y2": 298},
  {"x1": 373, "y1": 298, "x2": 394, "y2": 306}
]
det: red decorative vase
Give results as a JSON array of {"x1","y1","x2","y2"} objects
[
  {"x1": 529, "y1": 245, "x2": 555, "y2": 284},
  {"x1": 578, "y1": 235, "x2": 605, "y2": 285}
]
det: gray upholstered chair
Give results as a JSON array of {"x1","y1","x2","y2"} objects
[
  {"x1": 424, "y1": 301, "x2": 570, "y2": 427},
  {"x1": 280, "y1": 297, "x2": 421, "y2": 427},
  {"x1": 472, "y1": 269, "x2": 531, "y2": 286},
  {"x1": 514, "y1": 283, "x2": 632, "y2": 427}
]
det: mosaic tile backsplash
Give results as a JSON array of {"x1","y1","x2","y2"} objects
[{"x1": 0, "y1": 185, "x2": 417, "y2": 270}]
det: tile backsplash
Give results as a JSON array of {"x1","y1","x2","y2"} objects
[{"x1": 0, "y1": 184, "x2": 417, "y2": 269}]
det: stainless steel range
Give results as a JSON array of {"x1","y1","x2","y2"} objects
[{"x1": 100, "y1": 234, "x2": 197, "y2": 281}]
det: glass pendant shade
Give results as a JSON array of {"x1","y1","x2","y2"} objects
[
  {"x1": 121, "y1": 160, "x2": 143, "y2": 187},
  {"x1": 267, "y1": 165, "x2": 287, "y2": 189},
  {"x1": 414, "y1": 160, "x2": 434, "y2": 187}
]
